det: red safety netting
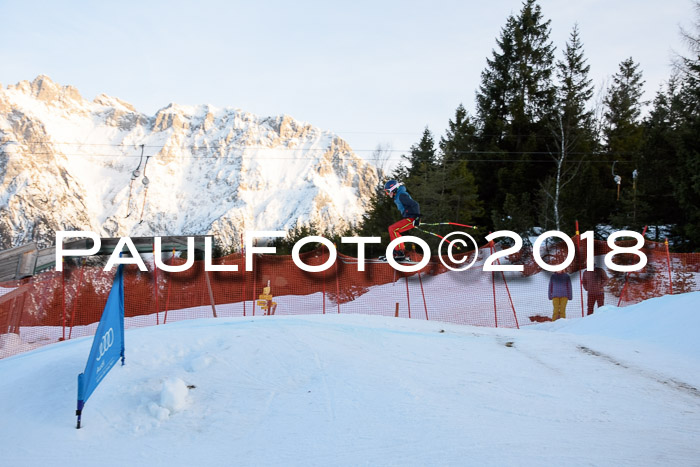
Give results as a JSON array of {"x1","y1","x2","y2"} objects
[{"x1": 1, "y1": 237, "x2": 698, "y2": 359}]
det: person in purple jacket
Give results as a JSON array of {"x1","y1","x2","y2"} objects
[{"x1": 548, "y1": 271, "x2": 572, "y2": 321}]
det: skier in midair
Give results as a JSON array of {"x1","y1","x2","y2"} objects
[{"x1": 382, "y1": 180, "x2": 421, "y2": 261}]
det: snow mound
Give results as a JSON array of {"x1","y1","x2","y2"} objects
[
  {"x1": 536, "y1": 291, "x2": 700, "y2": 356},
  {"x1": 159, "y1": 377, "x2": 189, "y2": 413},
  {"x1": 0, "y1": 293, "x2": 698, "y2": 465}
]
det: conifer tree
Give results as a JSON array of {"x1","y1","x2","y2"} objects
[
  {"x1": 673, "y1": 1, "x2": 700, "y2": 249},
  {"x1": 640, "y1": 78, "x2": 684, "y2": 239},
  {"x1": 474, "y1": 15, "x2": 517, "y2": 216},
  {"x1": 438, "y1": 105, "x2": 484, "y2": 227},
  {"x1": 402, "y1": 128, "x2": 438, "y2": 217},
  {"x1": 474, "y1": 0, "x2": 557, "y2": 232},
  {"x1": 541, "y1": 24, "x2": 598, "y2": 231},
  {"x1": 603, "y1": 57, "x2": 645, "y2": 157},
  {"x1": 603, "y1": 57, "x2": 647, "y2": 229}
]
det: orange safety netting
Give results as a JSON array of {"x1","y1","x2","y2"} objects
[{"x1": 1, "y1": 236, "x2": 698, "y2": 359}]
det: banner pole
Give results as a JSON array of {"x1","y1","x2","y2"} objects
[{"x1": 76, "y1": 399, "x2": 84, "y2": 429}]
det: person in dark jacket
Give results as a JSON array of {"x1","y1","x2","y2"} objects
[
  {"x1": 582, "y1": 262, "x2": 609, "y2": 315},
  {"x1": 548, "y1": 271, "x2": 572, "y2": 321},
  {"x1": 383, "y1": 180, "x2": 420, "y2": 261}
]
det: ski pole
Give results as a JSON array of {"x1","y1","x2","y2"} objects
[
  {"x1": 414, "y1": 227, "x2": 463, "y2": 250},
  {"x1": 419, "y1": 221, "x2": 477, "y2": 229}
]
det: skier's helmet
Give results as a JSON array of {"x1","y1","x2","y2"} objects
[{"x1": 384, "y1": 180, "x2": 402, "y2": 197}]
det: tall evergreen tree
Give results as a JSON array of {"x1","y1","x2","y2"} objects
[
  {"x1": 556, "y1": 25, "x2": 594, "y2": 133},
  {"x1": 603, "y1": 58, "x2": 645, "y2": 155},
  {"x1": 402, "y1": 127, "x2": 438, "y2": 206},
  {"x1": 603, "y1": 57, "x2": 646, "y2": 229},
  {"x1": 473, "y1": 15, "x2": 516, "y2": 217},
  {"x1": 541, "y1": 24, "x2": 598, "y2": 231},
  {"x1": 640, "y1": 77, "x2": 684, "y2": 240},
  {"x1": 673, "y1": 1, "x2": 700, "y2": 249},
  {"x1": 474, "y1": 0, "x2": 557, "y2": 232},
  {"x1": 438, "y1": 105, "x2": 484, "y2": 228}
]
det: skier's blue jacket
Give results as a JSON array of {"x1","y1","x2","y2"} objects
[{"x1": 393, "y1": 185, "x2": 420, "y2": 218}]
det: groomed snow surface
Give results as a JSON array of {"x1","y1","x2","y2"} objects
[{"x1": 1, "y1": 292, "x2": 699, "y2": 466}]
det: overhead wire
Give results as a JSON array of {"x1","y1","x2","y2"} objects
[{"x1": 0, "y1": 140, "x2": 638, "y2": 163}]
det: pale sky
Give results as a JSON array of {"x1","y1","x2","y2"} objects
[{"x1": 0, "y1": 0, "x2": 694, "y2": 162}]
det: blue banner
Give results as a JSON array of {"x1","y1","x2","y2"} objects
[{"x1": 76, "y1": 265, "x2": 125, "y2": 428}]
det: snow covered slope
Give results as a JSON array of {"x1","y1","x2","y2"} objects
[
  {"x1": 0, "y1": 292, "x2": 698, "y2": 466},
  {"x1": 0, "y1": 76, "x2": 379, "y2": 249}
]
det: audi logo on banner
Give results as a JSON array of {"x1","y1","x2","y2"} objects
[{"x1": 96, "y1": 328, "x2": 115, "y2": 362}]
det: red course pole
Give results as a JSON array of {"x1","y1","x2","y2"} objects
[
  {"x1": 322, "y1": 246, "x2": 327, "y2": 315},
  {"x1": 68, "y1": 258, "x2": 86, "y2": 340},
  {"x1": 491, "y1": 239, "x2": 518, "y2": 329},
  {"x1": 489, "y1": 239, "x2": 498, "y2": 328},
  {"x1": 153, "y1": 242, "x2": 160, "y2": 325},
  {"x1": 576, "y1": 221, "x2": 584, "y2": 318},
  {"x1": 404, "y1": 276, "x2": 411, "y2": 319},
  {"x1": 61, "y1": 258, "x2": 66, "y2": 340},
  {"x1": 500, "y1": 269, "x2": 518, "y2": 329},
  {"x1": 665, "y1": 238, "x2": 674, "y2": 295},
  {"x1": 617, "y1": 226, "x2": 648, "y2": 307},
  {"x1": 163, "y1": 248, "x2": 174, "y2": 324},
  {"x1": 418, "y1": 271, "x2": 428, "y2": 321},
  {"x1": 334, "y1": 246, "x2": 341, "y2": 314},
  {"x1": 252, "y1": 248, "x2": 257, "y2": 317}
]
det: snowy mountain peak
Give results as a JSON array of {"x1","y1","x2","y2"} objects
[
  {"x1": 0, "y1": 76, "x2": 379, "y2": 250},
  {"x1": 9, "y1": 75, "x2": 84, "y2": 108}
]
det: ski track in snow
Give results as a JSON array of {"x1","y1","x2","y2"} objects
[{"x1": 0, "y1": 294, "x2": 699, "y2": 466}]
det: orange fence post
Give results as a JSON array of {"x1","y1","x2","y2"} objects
[
  {"x1": 617, "y1": 225, "x2": 648, "y2": 307},
  {"x1": 68, "y1": 258, "x2": 86, "y2": 340},
  {"x1": 243, "y1": 249, "x2": 247, "y2": 317},
  {"x1": 335, "y1": 249, "x2": 341, "y2": 314},
  {"x1": 252, "y1": 253, "x2": 257, "y2": 317},
  {"x1": 204, "y1": 269, "x2": 218, "y2": 318},
  {"x1": 322, "y1": 248, "x2": 326, "y2": 315},
  {"x1": 489, "y1": 239, "x2": 498, "y2": 328},
  {"x1": 418, "y1": 270, "x2": 428, "y2": 321},
  {"x1": 576, "y1": 221, "x2": 584, "y2": 317},
  {"x1": 61, "y1": 258, "x2": 66, "y2": 340},
  {"x1": 617, "y1": 276, "x2": 627, "y2": 307},
  {"x1": 500, "y1": 270, "x2": 518, "y2": 329},
  {"x1": 412, "y1": 245, "x2": 428, "y2": 320},
  {"x1": 404, "y1": 276, "x2": 412, "y2": 319},
  {"x1": 486, "y1": 238, "x2": 518, "y2": 328},
  {"x1": 153, "y1": 242, "x2": 160, "y2": 325},
  {"x1": 163, "y1": 249, "x2": 174, "y2": 324},
  {"x1": 494, "y1": 240, "x2": 518, "y2": 329},
  {"x1": 665, "y1": 238, "x2": 673, "y2": 295}
]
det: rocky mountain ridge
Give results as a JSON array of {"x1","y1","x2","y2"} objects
[{"x1": 0, "y1": 76, "x2": 379, "y2": 251}]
